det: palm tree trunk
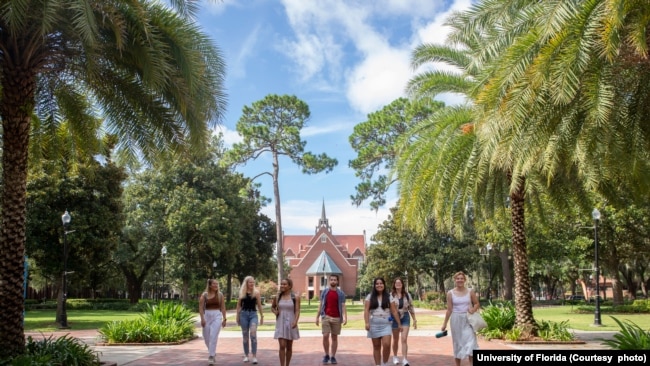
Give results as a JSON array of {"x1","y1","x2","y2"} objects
[
  {"x1": 510, "y1": 175, "x2": 537, "y2": 331},
  {"x1": 0, "y1": 65, "x2": 37, "y2": 358}
]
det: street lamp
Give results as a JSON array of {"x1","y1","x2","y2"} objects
[
  {"x1": 480, "y1": 243, "x2": 493, "y2": 301},
  {"x1": 161, "y1": 246, "x2": 167, "y2": 300},
  {"x1": 60, "y1": 210, "x2": 72, "y2": 328},
  {"x1": 212, "y1": 261, "x2": 217, "y2": 278},
  {"x1": 432, "y1": 260, "x2": 439, "y2": 291},
  {"x1": 592, "y1": 208, "x2": 602, "y2": 326}
]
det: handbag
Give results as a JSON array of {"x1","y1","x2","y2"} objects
[{"x1": 467, "y1": 311, "x2": 487, "y2": 331}]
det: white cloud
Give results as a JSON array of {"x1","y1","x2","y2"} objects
[
  {"x1": 277, "y1": 0, "x2": 474, "y2": 115},
  {"x1": 345, "y1": 48, "x2": 411, "y2": 114},
  {"x1": 214, "y1": 125, "x2": 241, "y2": 147}
]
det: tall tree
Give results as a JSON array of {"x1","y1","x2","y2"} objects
[
  {"x1": 348, "y1": 98, "x2": 442, "y2": 211},
  {"x1": 227, "y1": 94, "x2": 338, "y2": 284},
  {"x1": 0, "y1": 1, "x2": 226, "y2": 356},
  {"x1": 394, "y1": 4, "x2": 588, "y2": 330}
]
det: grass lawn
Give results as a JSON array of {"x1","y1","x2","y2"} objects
[
  {"x1": 24, "y1": 310, "x2": 142, "y2": 332},
  {"x1": 24, "y1": 304, "x2": 646, "y2": 333},
  {"x1": 532, "y1": 306, "x2": 650, "y2": 331}
]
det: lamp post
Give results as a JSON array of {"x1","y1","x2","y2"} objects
[
  {"x1": 161, "y1": 246, "x2": 167, "y2": 300},
  {"x1": 212, "y1": 261, "x2": 217, "y2": 278},
  {"x1": 592, "y1": 208, "x2": 602, "y2": 326},
  {"x1": 480, "y1": 244, "x2": 493, "y2": 301},
  {"x1": 60, "y1": 210, "x2": 71, "y2": 328},
  {"x1": 432, "y1": 260, "x2": 439, "y2": 291}
]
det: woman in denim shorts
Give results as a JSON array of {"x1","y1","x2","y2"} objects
[{"x1": 390, "y1": 277, "x2": 417, "y2": 366}]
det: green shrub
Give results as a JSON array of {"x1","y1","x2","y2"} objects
[
  {"x1": 480, "y1": 302, "x2": 515, "y2": 332},
  {"x1": 537, "y1": 320, "x2": 574, "y2": 341},
  {"x1": 98, "y1": 301, "x2": 196, "y2": 344},
  {"x1": 0, "y1": 335, "x2": 101, "y2": 365},
  {"x1": 602, "y1": 317, "x2": 650, "y2": 350},
  {"x1": 505, "y1": 327, "x2": 523, "y2": 341}
]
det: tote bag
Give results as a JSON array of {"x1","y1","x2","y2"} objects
[{"x1": 467, "y1": 311, "x2": 487, "y2": 331}]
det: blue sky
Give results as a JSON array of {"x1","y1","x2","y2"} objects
[{"x1": 196, "y1": 0, "x2": 471, "y2": 241}]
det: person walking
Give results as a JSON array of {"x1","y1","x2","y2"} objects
[
  {"x1": 441, "y1": 271, "x2": 480, "y2": 366},
  {"x1": 236, "y1": 276, "x2": 264, "y2": 364},
  {"x1": 272, "y1": 278, "x2": 301, "y2": 366},
  {"x1": 316, "y1": 274, "x2": 347, "y2": 364},
  {"x1": 390, "y1": 277, "x2": 417, "y2": 366},
  {"x1": 364, "y1": 277, "x2": 401, "y2": 366},
  {"x1": 199, "y1": 279, "x2": 227, "y2": 365}
]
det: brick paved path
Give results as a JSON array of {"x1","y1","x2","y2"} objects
[{"x1": 25, "y1": 308, "x2": 614, "y2": 366}]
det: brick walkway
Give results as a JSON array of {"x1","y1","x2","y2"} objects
[{"x1": 24, "y1": 308, "x2": 615, "y2": 366}]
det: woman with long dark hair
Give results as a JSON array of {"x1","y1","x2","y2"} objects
[
  {"x1": 364, "y1": 277, "x2": 401, "y2": 366},
  {"x1": 390, "y1": 277, "x2": 417, "y2": 366},
  {"x1": 271, "y1": 278, "x2": 300, "y2": 366}
]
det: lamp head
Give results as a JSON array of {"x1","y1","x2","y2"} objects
[
  {"x1": 213, "y1": 261, "x2": 217, "y2": 268},
  {"x1": 62, "y1": 210, "x2": 71, "y2": 225},
  {"x1": 592, "y1": 208, "x2": 601, "y2": 221},
  {"x1": 161, "y1": 246, "x2": 167, "y2": 256}
]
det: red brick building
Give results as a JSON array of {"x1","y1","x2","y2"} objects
[{"x1": 283, "y1": 202, "x2": 366, "y2": 300}]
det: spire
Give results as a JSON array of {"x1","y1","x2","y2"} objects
[{"x1": 316, "y1": 199, "x2": 331, "y2": 233}]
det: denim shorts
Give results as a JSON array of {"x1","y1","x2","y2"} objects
[{"x1": 392, "y1": 311, "x2": 410, "y2": 329}]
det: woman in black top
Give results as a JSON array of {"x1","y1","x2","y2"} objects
[{"x1": 236, "y1": 276, "x2": 264, "y2": 364}]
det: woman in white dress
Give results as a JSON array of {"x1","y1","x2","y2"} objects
[
  {"x1": 271, "y1": 278, "x2": 300, "y2": 366},
  {"x1": 441, "y1": 271, "x2": 480, "y2": 366}
]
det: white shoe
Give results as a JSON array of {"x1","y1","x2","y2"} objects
[
  {"x1": 393, "y1": 356, "x2": 400, "y2": 364},
  {"x1": 252, "y1": 357, "x2": 258, "y2": 364},
  {"x1": 243, "y1": 356, "x2": 249, "y2": 362},
  {"x1": 402, "y1": 358, "x2": 410, "y2": 366}
]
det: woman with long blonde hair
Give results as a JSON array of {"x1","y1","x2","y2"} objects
[{"x1": 236, "y1": 276, "x2": 264, "y2": 364}]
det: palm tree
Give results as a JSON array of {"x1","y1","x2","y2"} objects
[
  {"x1": 0, "y1": 1, "x2": 226, "y2": 357},
  {"x1": 396, "y1": 2, "x2": 591, "y2": 330},
  {"x1": 475, "y1": 0, "x2": 650, "y2": 202}
]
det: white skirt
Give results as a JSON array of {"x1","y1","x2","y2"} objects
[{"x1": 450, "y1": 312, "x2": 479, "y2": 359}]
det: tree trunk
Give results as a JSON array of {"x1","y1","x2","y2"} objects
[
  {"x1": 272, "y1": 151, "x2": 284, "y2": 284},
  {"x1": 510, "y1": 176, "x2": 537, "y2": 332},
  {"x1": 0, "y1": 63, "x2": 37, "y2": 358},
  {"x1": 499, "y1": 250, "x2": 513, "y2": 300}
]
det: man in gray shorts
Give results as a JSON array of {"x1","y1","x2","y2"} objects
[{"x1": 315, "y1": 274, "x2": 347, "y2": 364}]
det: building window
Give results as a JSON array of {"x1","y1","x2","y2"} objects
[
  {"x1": 308, "y1": 277, "x2": 314, "y2": 286},
  {"x1": 321, "y1": 235, "x2": 327, "y2": 243}
]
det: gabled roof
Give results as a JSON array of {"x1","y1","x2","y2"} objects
[{"x1": 305, "y1": 251, "x2": 342, "y2": 275}]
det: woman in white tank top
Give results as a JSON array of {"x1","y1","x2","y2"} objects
[{"x1": 441, "y1": 271, "x2": 480, "y2": 366}]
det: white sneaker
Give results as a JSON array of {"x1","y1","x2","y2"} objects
[
  {"x1": 252, "y1": 358, "x2": 258, "y2": 364},
  {"x1": 393, "y1": 356, "x2": 400, "y2": 364},
  {"x1": 402, "y1": 358, "x2": 410, "y2": 366},
  {"x1": 243, "y1": 356, "x2": 249, "y2": 362}
]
